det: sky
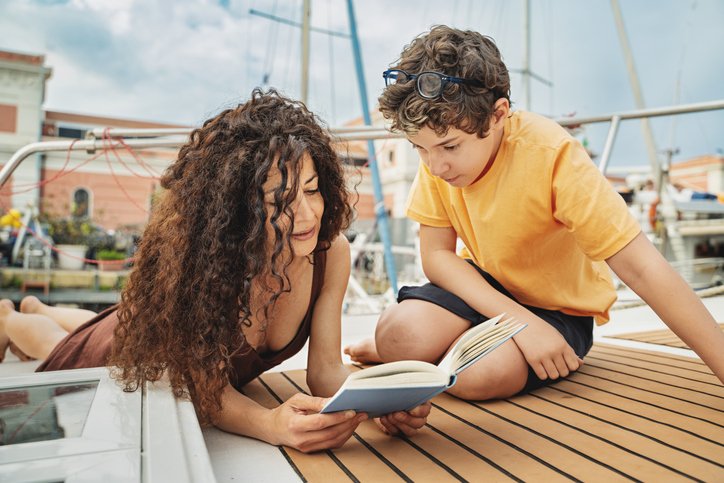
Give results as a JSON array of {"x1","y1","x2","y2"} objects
[{"x1": 1, "y1": 0, "x2": 723, "y2": 170}]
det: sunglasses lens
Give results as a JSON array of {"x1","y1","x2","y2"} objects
[
  {"x1": 387, "y1": 71, "x2": 408, "y2": 85},
  {"x1": 417, "y1": 73, "x2": 442, "y2": 98}
]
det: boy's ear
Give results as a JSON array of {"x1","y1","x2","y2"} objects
[{"x1": 491, "y1": 98, "x2": 510, "y2": 128}]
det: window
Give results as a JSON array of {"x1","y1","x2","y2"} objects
[
  {"x1": 0, "y1": 104, "x2": 17, "y2": 133},
  {"x1": 57, "y1": 127, "x2": 86, "y2": 139},
  {"x1": 72, "y1": 187, "x2": 91, "y2": 218}
]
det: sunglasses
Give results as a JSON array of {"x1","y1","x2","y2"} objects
[{"x1": 382, "y1": 69, "x2": 486, "y2": 99}]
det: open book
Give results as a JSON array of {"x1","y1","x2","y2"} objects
[{"x1": 322, "y1": 314, "x2": 525, "y2": 417}]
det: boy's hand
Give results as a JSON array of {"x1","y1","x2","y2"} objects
[
  {"x1": 513, "y1": 319, "x2": 583, "y2": 380},
  {"x1": 375, "y1": 402, "x2": 431, "y2": 436}
]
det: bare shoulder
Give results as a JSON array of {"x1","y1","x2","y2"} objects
[
  {"x1": 327, "y1": 233, "x2": 350, "y2": 260},
  {"x1": 322, "y1": 234, "x2": 351, "y2": 283}
]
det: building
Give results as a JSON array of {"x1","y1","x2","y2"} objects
[
  {"x1": 0, "y1": 50, "x2": 185, "y2": 233},
  {"x1": 670, "y1": 155, "x2": 724, "y2": 193}
]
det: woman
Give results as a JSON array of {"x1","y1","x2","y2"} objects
[{"x1": 0, "y1": 90, "x2": 429, "y2": 452}]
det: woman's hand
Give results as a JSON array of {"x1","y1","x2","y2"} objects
[
  {"x1": 513, "y1": 318, "x2": 582, "y2": 380},
  {"x1": 270, "y1": 393, "x2": 367, "y2": 453},
  {"x1": 375, "y1": 402, "x2": 432, "y2": 436}
]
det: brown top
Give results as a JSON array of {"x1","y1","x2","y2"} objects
[{"x1": 37, "y1": 250, "x2": 327, "y2": 391}]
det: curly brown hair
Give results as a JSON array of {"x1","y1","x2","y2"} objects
[
  {"x1": 108, "y1": 89, "x2": 352, "y2": 425},
  {"x1": 378, "y1": 25, "x2": 511, "y2": 137}
]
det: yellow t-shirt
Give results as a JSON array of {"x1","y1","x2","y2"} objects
[{"x1": 405, "y1": 111, "x2": 641, "y2": 324}]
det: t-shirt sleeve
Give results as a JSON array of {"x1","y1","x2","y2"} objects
[
  {"x1": 405, "y1": 162, "x2": 453, "y2": 227},
  {"x1": 551, "y1": 139, "x2": 641, "y2": 261}
]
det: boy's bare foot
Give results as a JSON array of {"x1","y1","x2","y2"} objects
[
  {"x1": 344, "y1": 337, "x2": 383, "y2": 364},
  {"x1": 0, "y1": 299, "x2": 15, "y2": 362},
  {"x1": 20, "y1": 295, "x2": 42, "y2": 314}
]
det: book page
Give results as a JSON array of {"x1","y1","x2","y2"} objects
[
  {"x1": 453, "y1": 322, "x2": 520, "y2": 366},
  {"x1": 437, "y1": 314, "x2": 505, "y2": 374},
  {"x1": 344, "y1": 371, "x2": 448, "y2": 389},
  {"x1": 454, "y1": 322, "x2": 525, "y2": 374},
  {"x1": 344, "y1": 360, "x2": 447, "y2": 388}
]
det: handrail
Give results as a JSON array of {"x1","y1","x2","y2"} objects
[
  {"x1": 3, "y1": 99, "x2": 723, "y2": 190},
  {"x1": 0, "y1": 138, "x2": 185, "y2": 188}
]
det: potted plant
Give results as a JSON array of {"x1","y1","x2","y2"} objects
[
  {"x1": 47, "y1": 217, "x2": 93, "y2": 270},
  {"x1": 96, "y1": 249, "x2": 127, "y2": 271}
]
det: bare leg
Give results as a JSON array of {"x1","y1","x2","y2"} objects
[
  {"x1": 347, "y1": 299, "x2": 529, "y2": 400},
  {"x1": 0, "y1": 298, "x2": 68, "y2": 360},
  {"x1": 345, "y1": 300, "x2": 469, "y2": 364},
  {"x1": 0, "y1": 300, "x2": 11, "y2": 361},
  {"x1": 20, "y1": 296, "x2": 97, "y2": 333},
  {"x1": 446, "y1": 339, "x2": 529, "y2": 400}
]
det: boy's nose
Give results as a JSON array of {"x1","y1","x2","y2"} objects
[{"x1": 428, "y1": 156, "x2": 448, "y2": 178}]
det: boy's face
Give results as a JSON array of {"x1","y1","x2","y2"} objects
[{"x1": 407, "y1": 99, "x2": 508, "y2": 188}]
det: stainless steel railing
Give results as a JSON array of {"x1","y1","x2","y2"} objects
[{"x1": 3, "y1": 99, "x2": 723, "y2": 189}]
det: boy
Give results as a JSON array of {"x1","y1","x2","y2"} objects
[{"x1": 345, "y1": 26, "x2": 724, "y2": 398}]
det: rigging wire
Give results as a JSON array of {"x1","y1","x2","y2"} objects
[
  {"x1": 326, "y1": 0, "x2": 337, "y2": 125},
  {"x1": 668, "y1": 0, "x2": 698, "y2": 152},
  {"x1": 545, "y1": 0, "x2": 555, "y2": 116},
  {"x1": 282, "y1": 0, "x2": 298, "y2": 91},
  {"x1": 261, "y1": 0, "x2": 280, "y2": 86}
]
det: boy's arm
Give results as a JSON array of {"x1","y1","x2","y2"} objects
[
  {"x1": 419, "y1": 224, "x2": 582, "y2": 381},
  {"x1": 606, "y1": 232, "x2": 724, "y2": 383}
]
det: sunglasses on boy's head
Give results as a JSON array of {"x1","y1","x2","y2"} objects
[{"x1": 382, "y1": 69, "x2": 486, "y2": 99}]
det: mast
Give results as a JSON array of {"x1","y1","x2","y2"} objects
[
  {"x1": 346, "y1": 0, "x2": 399, "y2": 295},
  {"x1": 522, "y1": 0, "x2": 531, "y2": 110},
  {"x1": 301, "y1": 0, "x2": 311, "y2": 103},
  {"x1": 610, "y1": 0, "x2": 660, "y2": 179}
]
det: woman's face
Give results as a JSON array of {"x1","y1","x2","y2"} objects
[{"x1": 262, "y1": 152, "x2": 324, "y2": 258}]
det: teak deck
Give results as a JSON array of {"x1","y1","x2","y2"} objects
[
  {"x1": 609, "y1": 323, "x2": 724, "y2": 349},
  {"x1": 245, "y1": 343, "x2": 724, "y2": 482}
]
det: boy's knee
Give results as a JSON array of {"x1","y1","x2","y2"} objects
[
  {"x1": 448, "y1": 362, "x2": 528, "y2": 401},
  {"x1": 375, "y1": 304, "x2": 431, "y2": 362}
]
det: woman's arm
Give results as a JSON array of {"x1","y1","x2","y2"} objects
[
  {"x1": 213, "y1": 383, "x2": 366, "y2": 453},
  {"x1": 607, "y1": 232, "x2": 724, "y2": 383},
  {"x1": 306, "y1": 234, "x2": 353, "y2": 396}
]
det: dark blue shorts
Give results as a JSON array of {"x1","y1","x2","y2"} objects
[{"x1": 397, "y1": 262, "x2": 594, "y2": 394}]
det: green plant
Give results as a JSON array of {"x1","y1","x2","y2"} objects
[
  {"x1": 97, "y1": 249, "x2": 126, "y2": 261},
  {"x1": 47, "y1": 217, "x2": 94, "y2": 245}
]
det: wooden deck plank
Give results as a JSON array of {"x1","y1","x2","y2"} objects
[
  {"x1": 586, "y1": 351, "x2": 721, "y2": 386},
  {"x1": 550, "y1": 378, "x2": 723, "y2": 443},
  {"x1": 580, "y1": 359, "x2": 724, "y2": 405},
  {"x1": 590, "y1": 345, "x2": 709, "y2": 372},
  {"x1": 425, "y1": 405, "x2": 571, "y2": 482},
  {"x1": 241, "y1": 344, "x2": 724, "y2": 482},
  {"x1": 430, "y1": 395, "x2": 630, "y2": 482},
  {"x1": 512, "y1": 389, "x2": 723, "y2": 480},
  {"x1": 608, "y1": 324, "x2": 724, "y2": 349},
  {"x1": 475, "y1": 398, "x2": 703, "y2": 481}
]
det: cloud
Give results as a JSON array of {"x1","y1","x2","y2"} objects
[{"x1": 0, "y1": 0, "x2": 722, "y2": 165}]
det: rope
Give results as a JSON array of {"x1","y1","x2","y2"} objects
[{"x1": 0, "y1": 132, "x2": 161, "y2": 266}]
